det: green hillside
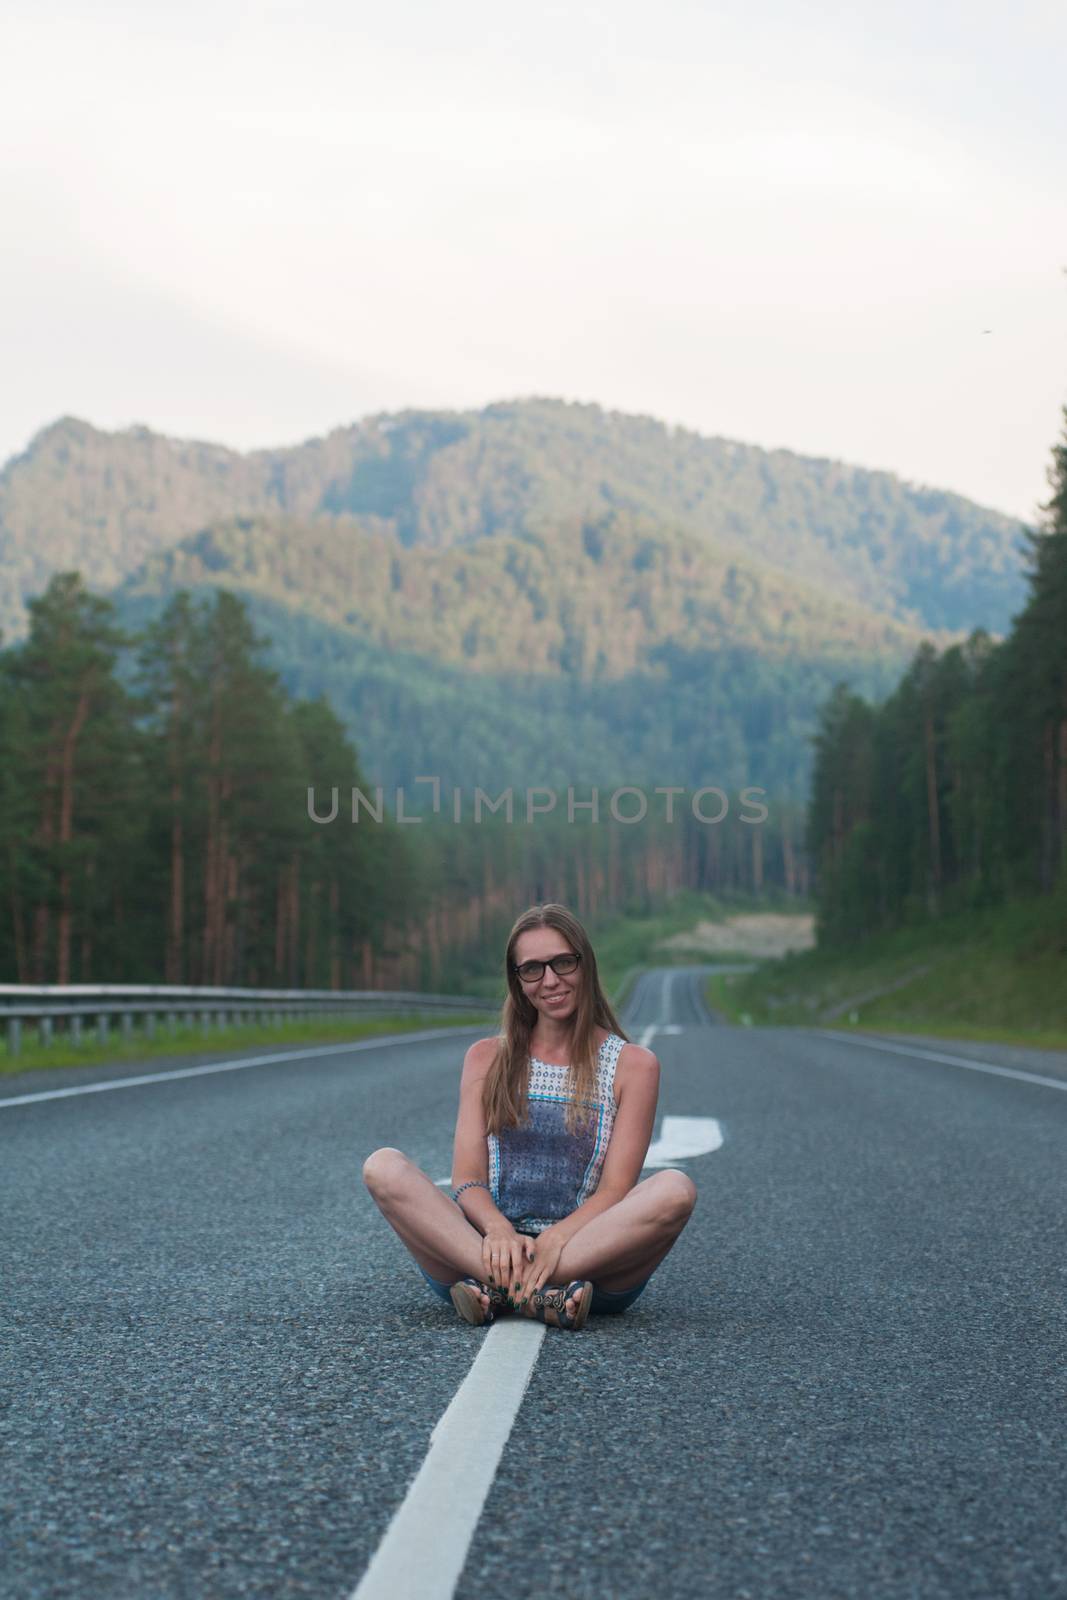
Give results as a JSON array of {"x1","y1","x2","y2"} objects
[
  {"x1": 708, "y1": 889, "x2": 1067, "y2": 1049},
  {"x1": 0, "y1": 398, "x2": 1029, "y2": 647},
  {"x1": 115, "y1": 506, "x2": 930, "y2": 676},
  {"x1": 114, "y1": 579, "x2": 910, "y2": 802}
]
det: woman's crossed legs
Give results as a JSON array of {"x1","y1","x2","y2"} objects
[{"x1": 362, "y1": 1148, "x2": 697, "y2": 1320}]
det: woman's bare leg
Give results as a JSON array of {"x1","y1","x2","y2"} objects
[
  {"x1": 363, "y1": 1151, "x2": 697, "y2": 1319},
  {"x1": 362, "y1": 1148, "x2": 495, "y2": 1312},
  {"x1": 363, "y1": 1149, "x2": 595, "y2": 1320},
  {"x1": 554, "y1": 1169, "x2": 697, "y2": 1292}
]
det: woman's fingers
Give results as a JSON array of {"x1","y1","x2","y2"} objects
[
  {"x1": 511, "y1": 1246, "x2": 529, "y2": 1301},
  {"x1": 482, "y1": 1232, "x2": 541, "y2": 1304},
  {"x1": 523, "y1": 1249, "x2": 543, "y2": 1302},
  {"x1": 482, "y1": 1232, "x2": 528, "y2": 1291},
  {"x1": 501, "y1": 1240, "x2": 515, "y2": 1297}
]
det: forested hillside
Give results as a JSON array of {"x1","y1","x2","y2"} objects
[
  {"x1": 0, "y1": 576, "x2": 785, "y2": 990},
  {"x1": 807, "y1": 404, "x2": 1067, "y2": 944},
  {"x1": 0, "y1": 399, "x2": 1029, "y2": 646},
  {"x1": 709, "y1": 405, "x2": 1067, "y2": 1047},
  {"x1": 115, "y1": 577, "x2": 908, "y2": 807},
  {"x1": 107, "y1": 505, "x2": 929, "y2": 804},
  {"x1": 115, "y1": 506, "x2": 924, "y2": 673},
  {"x1": 0, "y1": 395, "x2": 1040, "y2": 992}
]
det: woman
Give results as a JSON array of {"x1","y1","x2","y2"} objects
[{"x1": 362, "y1": 902, "x2": 697, "y2": 1329}]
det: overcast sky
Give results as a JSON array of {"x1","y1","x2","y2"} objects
[{"x1": 2, "y1": 0, "x2": 1064, "y2": 520}]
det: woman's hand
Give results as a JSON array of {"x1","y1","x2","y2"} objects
[
  {"x1": 513, "y1": 1227, "x2": 566, "y2": 1306},
  {"x1": 482, "y1": 1224, "x2": 533, "y2": 1292}
]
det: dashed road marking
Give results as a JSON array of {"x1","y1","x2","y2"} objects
[{"x1": 644, "y1": 1114, "x2": 724, "y2": 1165}]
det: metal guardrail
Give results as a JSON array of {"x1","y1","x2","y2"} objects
[{"x1": 0, "y1": 984, "x2": 499, "y2": 1058}]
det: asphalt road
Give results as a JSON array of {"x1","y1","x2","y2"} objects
[{"x1": 2, "y1": 968, "x2": 1065, "y2": 1599}]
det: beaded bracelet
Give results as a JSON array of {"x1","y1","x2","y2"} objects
[{"x1": 451, "y1": 1179, "x2": 492, "y2": 1204}]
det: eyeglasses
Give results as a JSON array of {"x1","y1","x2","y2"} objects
[{"x1": 512, "y1": 952, "x2": 582, "y2": 983}]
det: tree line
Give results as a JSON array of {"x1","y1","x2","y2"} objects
[
  {"x1": 0, "y1": 577, "x2": 803, "y2": 991},
  {"x1": 807, "y1": 407, "x2": 1067, "y2": 946}
]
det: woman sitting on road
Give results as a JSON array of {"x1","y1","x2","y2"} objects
[{"x1": 362, "y1": 901, "x2": 697, "y2": 1330}]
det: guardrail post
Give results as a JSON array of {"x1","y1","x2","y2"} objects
[
  {"x1": 216, "y1": 1010, "x2": 227, "y2": 1032},
  {"x1": 39, "y1": 1015, "x2": 53, "y2": 1048},
  {"x1": 97, "y1": 1013, "x2": 110, "y2": 1046},
  {"x1": 201, "y1": 1011, "x2": 210, "y2": 1037},
  {"x1": 70, "y1": 1015, "x2": 82, "y2": 1046},
  {"x1": 166, "y1": 1011, "x2": 177, "y2": 1036},
  {"x1": 121, "y1": 1013, "x2": 133, "y2": 1044},
  {"x1": 7, "y1": 1017, "x2": 20, "y2": 1057}
]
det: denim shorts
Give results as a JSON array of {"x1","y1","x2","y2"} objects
[{"x1": 415, "y1": 1261, "x2": 652, "y2": 1315}]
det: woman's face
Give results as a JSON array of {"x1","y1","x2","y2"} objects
[{"x1": 512, "y1": 927, "x2": 582, "y2": 1023}]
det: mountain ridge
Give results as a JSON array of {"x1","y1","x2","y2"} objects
[{"x1": 0, "y1": 397, "x2": 1030, "y2": 646}]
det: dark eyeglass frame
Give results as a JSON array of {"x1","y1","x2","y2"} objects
[{"x1": 511, "y1": 952, "x2": 582, "y2": 983}]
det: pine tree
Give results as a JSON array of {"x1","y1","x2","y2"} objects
[
  {"x1": 6, "y1": 573, "x2": 138, "y2": 982},
  {"x1": 134, "y1": 592, "x2": 202, "y2": 982},
  {"x1": 1006, "y1": 403, "x2": 1067, "y2": 891}
]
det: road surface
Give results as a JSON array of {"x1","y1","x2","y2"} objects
[{"x1": 2, "y1": 967, "x2": 1065, "y2": 1598}]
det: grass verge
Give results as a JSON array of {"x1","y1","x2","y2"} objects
[
  {"x1": 704, "y1": 891, "x2": 1067, "y2": 1051},
  {"x1": 0, "y1": 1011, "x2": 492, "y2": 1079}
]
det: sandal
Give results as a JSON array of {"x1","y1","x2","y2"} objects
[
  {"x1": 449, "y1": 1277, "x2": 508, "y2": 1326},
  {"x1": 521, "y1": 1279, "x2": 593, "y2": 1331}
]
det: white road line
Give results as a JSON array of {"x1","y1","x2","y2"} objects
[
  {"x1": 636, "y1": 970, "x2": 681, "y2": 1041},
  {"x1": 643, "y1": 1115, "x2": 723, "y2": 1166},
  {"x1": 0, "y1": 1026, "x2": 485, "y2": 1110},
  {"x1": 362, "y1": 1011, "x2": 711, "y2": 1593},
  {"x1": 664, "y1": 969, "x2": 678, "y2": 1027},
  {"x1": 350, "y1": 1319, "x2": 545, "y2": 1600},
  {"x1": 812, "y1": 1029, "x2": 1067, "y2": 1094}
]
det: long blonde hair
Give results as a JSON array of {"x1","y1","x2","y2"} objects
[{"x1": 483, "y1": 903, "x2": 629, "y2": 1137}]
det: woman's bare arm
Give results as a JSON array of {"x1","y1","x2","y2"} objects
[
  {"x1": 450, "y1": 1038, "x2": 512, "y2": 1235},
  {"x1": 596, "y1": 1043, "x2": 660, "y2": 1197}
]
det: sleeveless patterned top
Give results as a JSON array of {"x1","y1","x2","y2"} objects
[{"x1": 487, "y1": 1032, "x2": 627, "y2": 1236}]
